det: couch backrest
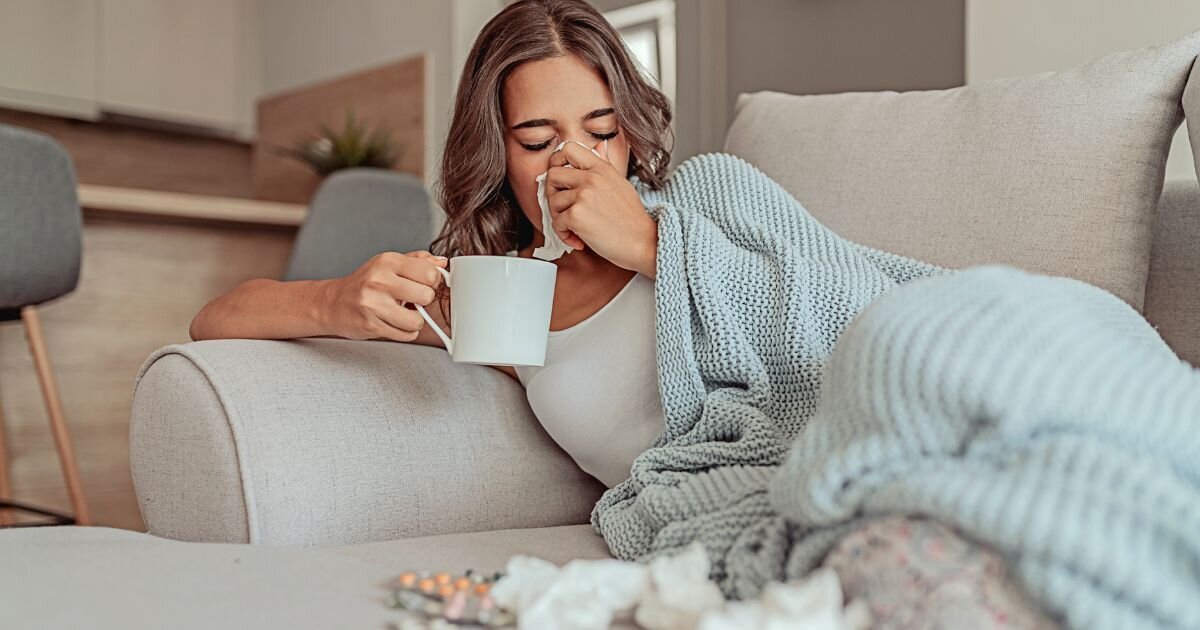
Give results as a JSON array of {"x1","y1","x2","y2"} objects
[
  {"x1": 723, "y1": 115, "x2": 1200, "y2": 365},
  {"x1": 1145, "y1": 179, "x2": 1200, "y2": 365},
  {"x1": 721, "y1": 30, "x2": 1200, "y2": 365},
  {"x1": 718, "y1": 110, "x2": 1200, "y2": 363}
]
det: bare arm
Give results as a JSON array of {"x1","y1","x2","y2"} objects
[
  {"x1": 189, "y1": 251, "x2": 446, "y2": 344},
  {"x1": 190, "y1": 277, "x2": 335, "y2": 341},
  {"x1": 190, "y1": 250, "x2": 520, "y2": 382}
]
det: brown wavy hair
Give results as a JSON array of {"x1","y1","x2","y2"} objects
[{"x1": 430, "y1": 0, "x2": 674, "y2": 265}]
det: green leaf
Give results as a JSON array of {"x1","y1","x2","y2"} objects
[{"x1": 284, "y1": 107, "x2": 402, "y2": 175}]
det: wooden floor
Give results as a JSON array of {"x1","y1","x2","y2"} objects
[{"x1": 0, "y1": 213, "x2": 294, "y2": 530}]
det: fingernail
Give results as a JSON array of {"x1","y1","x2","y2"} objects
[{"x1": 435, "y1": 255, "x2": 448, "y2": 260}]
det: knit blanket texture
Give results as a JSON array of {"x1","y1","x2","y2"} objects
[{"x1": 594, "y1": 152, "x2": 1200, "y2": 630}]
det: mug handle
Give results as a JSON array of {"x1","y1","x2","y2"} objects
[{"x1": 414, "y1": 266, "x2": 453, "y2": 353}]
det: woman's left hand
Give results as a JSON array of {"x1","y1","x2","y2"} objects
[{"x1": 545, "y1": 140, "x2": 657, "y2": 278}]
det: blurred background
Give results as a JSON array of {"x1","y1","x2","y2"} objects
[{"x1": 0, "y1": 0, "x2": 1196, "y2": 532}]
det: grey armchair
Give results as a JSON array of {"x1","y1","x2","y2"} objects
[
  {"x1": 283, "y1": 168, "x2": 434, "y2": 281},
  {"x1": 0, "y1": 124, "x2": 91, "y2": 526}
]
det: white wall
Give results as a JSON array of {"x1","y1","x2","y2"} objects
[
  {"x1": 725, "y1": 0, "x2": 966, "y2": 132},
  {"x1": 99, "y1": 0, "x2": 257, "y2": 136},
  {"x1": 451, "y1": 0, "x2": 504, "y2": 98},
  {"x1": 257, "y1": 0, "x2": 450, "y2": 195},
  {"x1": 590, "y1": 0, "x2": 728, "y2": 165},
  {"x1": 257, "y1": 0, "x2": 501, "y2": 222},
  {"x1": 966, "y1": 0, "x2": 1200, "y2": 182},
  {"x1": 0, "y1": 0, "x2": 259, "y2": 137},
  {"x1": 0, "y1": 0, "x2": 98, "y2": 118}
]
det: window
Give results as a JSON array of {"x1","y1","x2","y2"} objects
[{"x1": 603, "y1": 0, "x2": 676, "y2": 108}]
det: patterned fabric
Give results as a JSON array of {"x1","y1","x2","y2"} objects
[
  {"x1": 592, "y1": 152, "x2": 1200, "y2": 630},
  {"x1": 824, "y1": 516, "x2": 1058, "y2": 630}
]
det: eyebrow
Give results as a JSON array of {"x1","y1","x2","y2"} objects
[{"x1": 510, "y1": 107, "x2": 615, "y2": 130}]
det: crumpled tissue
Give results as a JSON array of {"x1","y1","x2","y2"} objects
[
  {"x1": 490, "y1": 554, "x2": 647, "y2": 629},
  {"x1": 696, "y1": 568, "x2": 871, "y2": 630},
  {"x1": 489, "y1": 542, "x2": 870, "y2": 630},
  {"x1": 532, "y1": 139, "x2": 607, "y2": 261},
  {"x1": 633, "y1": 544, "x2": 725, "y2": 630}
]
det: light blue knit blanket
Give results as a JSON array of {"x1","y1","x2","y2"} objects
[{"x1": 595, "y1": 152, "x2": 1200, "y2": 629}]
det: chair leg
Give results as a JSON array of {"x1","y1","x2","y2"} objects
[
  {"x1": 0, "y1": 398, "x2": 12, "y2": 526},
  {"x1": 20, "y1": 305, "x2": 91, "y2": 526}
]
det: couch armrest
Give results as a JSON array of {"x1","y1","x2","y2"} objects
[{"x1": 129, "y1": 338, "x2": 605, "y2": 546}]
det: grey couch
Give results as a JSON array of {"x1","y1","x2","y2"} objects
[
  {"x1": 131, "y1": 134, "x2": 1200, "y2": 555},
  {"x1": 128, "y1": 180, "x2": 1200, "y2": 550},
  {"x1": 117, "y1": 37, "x2": 1200, "y2": 630}
]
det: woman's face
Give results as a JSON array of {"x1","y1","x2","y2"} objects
[{"x1": 502, "y1": 54, "x2": 630, "y2": 238}]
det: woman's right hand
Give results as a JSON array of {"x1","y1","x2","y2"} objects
[{"x1": 321, "y1": 251, "x2": 448, "y2": 343}]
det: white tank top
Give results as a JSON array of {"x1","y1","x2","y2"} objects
[{"x1": 515, "y1": 272, "x2": 665, "y2": 488}]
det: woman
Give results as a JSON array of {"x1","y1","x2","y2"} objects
[
  {"x1": 189, "y1": 0, "x2": 673, "y2": 489},
  {"x1": 190, "y1": 3, "x2": 1063, "y2": 624}
]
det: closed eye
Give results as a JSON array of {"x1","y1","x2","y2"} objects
[{"x1": 521, "y1": 129, "x2": 619, "y2": 152}]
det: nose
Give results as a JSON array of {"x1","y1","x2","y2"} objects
[{"x1": 555, "y1": 135, "x2": 603, "y2": 158}]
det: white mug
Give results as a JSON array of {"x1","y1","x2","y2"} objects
[{"x1": 414, "y1": 255, "x2": 557, "y2": 366}]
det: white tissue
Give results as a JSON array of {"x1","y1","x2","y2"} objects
[
  {"x1": 490, "y1": 544, "x2": 869, "y2": 630},
  {"x1": 634, "y1": 543, "x2": 725, "y2": 630},
  {"x1": 696, "y1": 568, "x2": 871, "y2": 630},
  {"x1": 491, "y1": 555, "x2": 647, "y2": 630},
  {"x1": 532, "y1": 139, "x2": 606, "y2": 261}
]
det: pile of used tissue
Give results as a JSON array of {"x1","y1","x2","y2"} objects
[{"x1": 488, "y1": 543, "x2": 870, "y2": 630}]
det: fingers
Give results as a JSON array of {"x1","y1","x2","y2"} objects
[
  {"x1": 365, "y1": 312, "x2": 421, "y2": 343},
  {"x1": 549, "y1": 208, "x2": 586, "y2": 250},
  {"x1": 545, "y1": 165, "x2": 589, "y2": 191},
  {"x1": 547, "y1": 187, "x2": 580, "y2": 213},
  {"x1": 545, "y1": 187, "x2": 576, "y2": 238},
  {"x1": 377, "y1": 252, "x2": 447, "y2": 290},
  {"x1": 372, "y1": 300, "x2": 426, "y2": 337},
  {"x1": 548, "y1": 139, "x2": 602, "y2": 170},
  {"x1": 546, "y1": 187, "x2": 586, "y2": 250},
  {"x1": 563, "y1": 232, "x2": 586, "y2": 250},
  {"x1": 357, "y1": 257, "x2": 441, "y2": 307},
  {"x1": 384, "y1": 275, "x2": 439, "y2": 307},
  {"x1": 405, "y1": 250, "x2": 449, "y2": 267}
]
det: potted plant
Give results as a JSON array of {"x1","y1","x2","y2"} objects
[{"x1": 279, "y1": 109, "x2": 402, "y2": 176}]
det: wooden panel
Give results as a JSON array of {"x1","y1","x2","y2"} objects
[
  {"x1": 0, "y1": 214, "x2": 294, "y2": 530},
  {"x1": 254, "y1": 55, "x2": 425, "y2": 204},
  {"x1": 0, "y1": 107, "x2": 255, "y2": 199}
]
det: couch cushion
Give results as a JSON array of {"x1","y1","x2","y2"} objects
[
  {"x1": 325, "y1": 523, "x2": 612, "y2": 569},
  {"x1": 724, "y1": 30, "x2": 1200, "y2": 310},
  {"x1": 0, "y1": 524, "x2": 611, "y2": 629},
  {"x1": 1144, "y1": 179, "x2": 1200, "y2": 365},
  {"x1": 1186, "y1": 55, "x2": 1200, "y2": 183}
]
